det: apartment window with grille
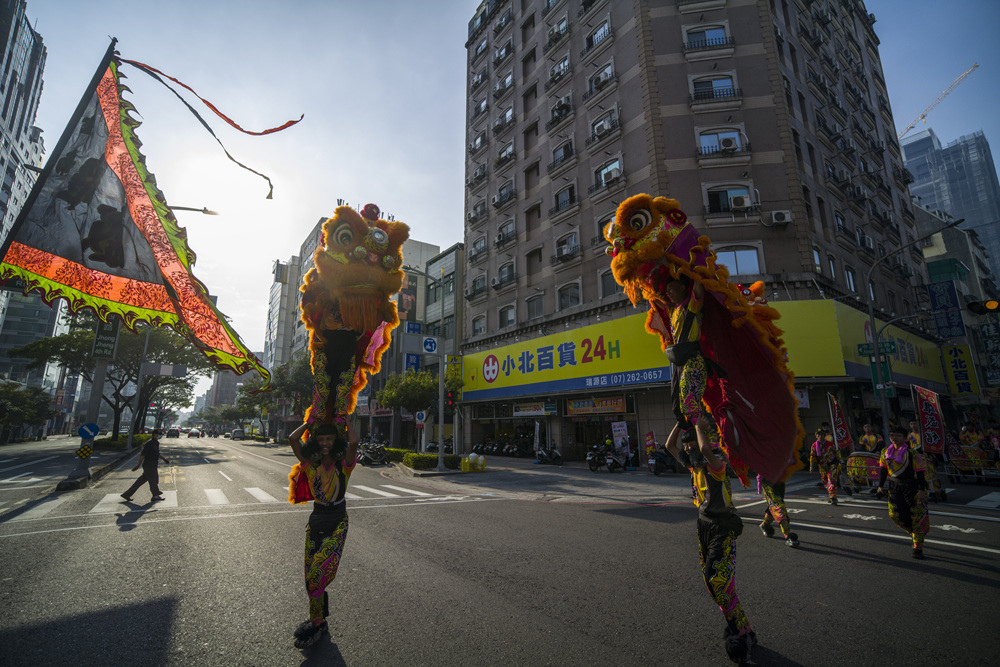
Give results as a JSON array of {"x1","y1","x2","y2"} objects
[
  {"x1": 585, "y1": 20, "x2": 610, "y2": 51},
  {"x1": 595, "y1": 159, "x2": 621, "y2": 187},
  {"x1": 557, "y1": 231, "x2": 578, "y2": 253},
  {"x1": 715, "y1": 246, "x2": 760, "y2": 275},
  {"x1": 527, "y1": 295, "x2": 544, "y2": 319},
  {"x1": 591, "y1": 109, "x2": 617, "y2": 135},
  {"x1": 552, "y1": 140, "x2": 573, "y2": 166},
  {"x1": 555, "y1": 184, "x2": 576, "y2": 211},
  {"x1": 692, "y1": 76, "x2": 735, "y2": 101},
  {"x1": 699, "y1": 129, "x2": 741, "y2": 154},
  {"x1": 499, "y1": 219, "x2": 515, "y2": 239},
  {"x1": 706, "y1": 186, "x2": 750, "y2": 213},
  {"x1": 499, "y1": 261, "x2": 516, "y2": 282},
  {"x1": 472, "y1": 315, "x2": 486, "y2": 336},
  {"x1": 499, "y1": 305, "x2": 515, "y2": 328},
  {"x1": 558, "y1": 282, "x2": 580, "y2": 309},
  {"x1": 472, "y1": 275, "x2": 486, "y2": 292},
  {"x1": 686, "y1": 26, "x2": 726, "y2": 50}
]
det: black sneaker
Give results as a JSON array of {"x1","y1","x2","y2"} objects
[
  {"x1": 912, "y1": 548, "x2": 925, "y2": 560},
  {"x1": 760, "y1": 522, "x2": 774, "y2": 538},
  {"x1": 294, "y1": 621, "x2": 327, "y2": 649},
  {"x1": 830, "y1": 497, "x2": 838, "y2": 506},
  {"x1": 785, "y1": 532, "x2": 800, "y2": 548}
]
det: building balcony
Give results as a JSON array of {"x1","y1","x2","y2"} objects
[
  {"x1": 583, "y1": 72, "x2": 617, "y2": 104},
  {"x1": 579, "y1": 0, "x2": 603, "y2": 17},
  {"x1": 491, "y1": 272, "x2": 518, "y2": 291},
  {"x1": 545, "y1": 105, "x2": 574, "y2": 132},
  {"x1": 466, "y1": 170, "x2": 488, "y2": 191},
  {"x1": 493, "y1": 49, "x2": 512, "y2": 68},
  {"x1": 543, "y1": 27, "x2": 569, "y2": 55},
  {"x1": 696, "y1": 142, "x2": 752, "y2": 167},
  {"x1": 492, "y1": 81, "x2": 513, "y2": 100},
  {"x1": 544, "y1": 67, "x2": 572, "y2": 92},
  {"x1": 471, "y1": 103, "x2": 488, "y2": 122},
  {"x1": 584, "y1": 117, "x2": 621, "y2": 148},
  {"x1": 548, "y1": 197, "x2": 579, "y2": 223},
  {"x1": 550, "y1": 245, "x2": 582, "y2": 266},
  {"x1": 464, "y1": 284, "x2": 488, "y2": 301},
  {"x1": 689, "y1": 86, "x2": 742, "y2": 112},
  {"x1": 467, "y1": 207, "x2": 488, "y2": 226},
  {"x1": 546, "y1": 148, "x2": 576, "y2": 177},
  {"x1": 494, "y1": 151, "x2": 515, "y2": 170},
  {"x1": 468, "y1": 139, "x2": 489, "y2": 156},
  {"x1": 494, "y1": 229, "x2": 517, "y2": 249},
  {"x1": 587, "y1": 171, "x2": 625, "y2": 199},
  {"x1": 467, "y1": 245, "x2": 489, "y2": 264},
  {"x1": 492, "y1": 189, "x2": 517, "y2": 210},
  {"x1": 683, "y1": 35, "x2": 735, "y2": 62},
  {"x1": 493, "y1": 10, "x2": 512, "y2": 36},
  {"x1": 492, "y1": 116, "x2": 515, "y2": 137},
  {"x1": 581, "y1": 28, "x2": 612, "y2": 60}
]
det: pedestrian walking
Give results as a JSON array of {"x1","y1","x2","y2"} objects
[
  {"x1": 665, "y1": 415, "x2": 757, "y2": 664},
  {"x1": 875, "y1": 424, "x2": 930, "y2": 559},
  {"x1": 810, "y1": 426, "x2": 841, "y2": 504},
  {"x1": 121, "y1": 429, "x2": 169, "y2": 502},
  {"x1": 287, "y1": 417, "x2": 359, "y2": 650}
]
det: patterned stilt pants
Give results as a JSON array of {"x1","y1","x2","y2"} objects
[
  {"x1": 887, "y1": 486, "x2": 929, "y2": 549},
  {"x1": 304, "y1": 514, "x2": 349, "y2": 621},
  {"x1": 671, "y1": 354, "x2": 707, "y2": 427},
  {"x1": 761, "y1": 481, "x2": 791, "y2": 537},
  {"x1": 818, "y1": 465, "x2": 839, "y2": 499},
  {"x1": 697, "y1": 516, "x2": 751, "y2": 636}
]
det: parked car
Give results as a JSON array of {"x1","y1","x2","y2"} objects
[
  {"x1": 165, "y1": 428, "x2": 180, "y2": 438},
  {"x1": 223, "y1": 432, "x2": 231, "y2": 439},
  {"x1": 230, "y1": 429, "x2": 244, "y2": 441},
  {"x1": 187, "y1": 429, "x2": 202, "y2": 438}
]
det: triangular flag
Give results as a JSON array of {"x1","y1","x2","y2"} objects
[{"x1": 0, "y1": 43, "x2": 268, "y2": 387}]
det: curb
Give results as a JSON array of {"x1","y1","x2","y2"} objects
[{"x1": 55, "y1": 448, "x2": 137, "y2": 491}]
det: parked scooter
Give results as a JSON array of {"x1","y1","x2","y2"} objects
[
  {"x1": 605, "y1": 446, "x2": 628, "y2": 472},
  {"x1": 358, "y1": 442, "x2": 389, "y2": 466},
  {"x1": 647, "y1": 444, "x2": 677, "y2": 476},
  {"x1": 535, "y1": 447, "x2": 563, "y2": 465},
  {"x1": 586, "y1": 443, "x2": 606, "y2": 472}
]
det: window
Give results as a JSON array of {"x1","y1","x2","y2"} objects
[
  {"x1": 585, "y1": 20, "x2": 610, "y2": 52},
  {"x1": 887, "y1": 291, "x2": 896, "y2": 313},
  {"x1": 475, "y1": 37, "x2": 488, "y2": 59},
  {"x1": 558, "y1": 282, "x2": 580, "y2": 309},
  {"x1": 869, "y1": 280, "x2": 876, "y2": 302},
  {"x1": 527, "y1": 295, "x2": 544, "y2": 319},
  {"x1": 472, "y1": 275, "x2": 486, "y2": 292},
  {"x1": 597, "y1": 212, "x2": 615, "y2": 240},
  {"x1": 473, "y1": 236, "x2": 487, "y2": 253},
  {"x1": 686, "y1": 26, "x2": 727, "y2": 49},
  {"x1": 555, "y1": 185, "x2": 576, "y2": 212},
  {"x1": 550, "y1": 56, "x2": 569, "y2": 80},
  {"x1": 471, "y1": 131, "x2": 487, "y2": 152},
  {"x1": 692, "y1": 76, "x2": 735, "y2": 101},
  {"x1": 428, "y1": 280, "x2": 441, "y2": 304},
  {"x1": 828, "y1": 257, "x2": 836, "y2": 280},
  {"x1": 601, "y1": 270, "x2": 622, "y2": 297},
  {"x1": 592, "y1": 109, "x2": 617, "y2": 136},
  {"x1": 595, "y1": 159, "x2": 621, "y2": 188},
  {"x1": 714, "y1": 246, "x2": 760, "y2": 275},
  {"x1": 552, "y1": 140, "x2": 573, "y2": 167},
  {"x1": 497, "y1": 141, "x2": 514, "y2": 165},
  {"x1": 699, "y1": 129, "x2": 741, "y2": 154},
  {"x1": 442, "y1": 314, "x2": 455, "y2": 339},
  {"x1": 498, "y1": 218, "x2": 515, "y2": 239},
  {"x1": 557, "y1": 231, "x2": 578, "y2": 253},
  {"x1": 812, "y1": 248, "x2": 822, "y2": 272},
  {"x1": 707, "y1": 186, "x2": 750, "y2": 213},
  {"x1": 499, "y1": 261, "x2": 516, "y2": 282},
  {"x1": 472, "y1": 315, "x2": 486, "y2": 336},
  {"x1": 444, "y1": 273, "x2": 455, "y2": 295},
  {"x1": 834, "y1": 211, "x2": 848, "y2": 234},
  {"x1": 473, "y1": 98, "x2": 487, "y2": 117},
  {"x1": 845, "y1": 267, "x2": 856, "y2": 292},
  {"x1": 499, "y1": 305, "x2": 515, "y2": 328},
  {"x1": 589, "y1": 63, "x2": 614, "y2": 91},
  {"x1": 497, "y1": 106, "x2": 513, "y2": 125}
]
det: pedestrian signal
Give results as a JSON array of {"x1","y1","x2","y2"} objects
[
  {"x1": 968, "y1": 299, "x2": 1000, "y2": 315},
  {"x1": 446, "y1": 391, "x2": 454, "y2": 408}
]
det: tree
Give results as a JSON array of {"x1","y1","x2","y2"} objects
[
  {"x1": 376, "y1": 365, "x2": 463, "y2": 417},
  {"x1": 236, "y1": 373, "x2": 274, "y2": 436},
  {"x1": 0, "y1": 381, "x2": 58, "y2": 443},
  {"x1": 270, "y1": 351, "x2": 313, "y2": 419},
  {"x1": 9, "y1": 322, "x2": 216, "y2": 440}
]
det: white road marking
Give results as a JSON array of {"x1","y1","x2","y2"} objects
[
  {"x1": 381, "y1": 485, "x2": 433, "y2": 497},
  {"x1": 245, "y1": 487, "x2": 280, "y2": 503},
  {"x1": 936, "y1": 524, "x2": 982, "y2": 534},
  {"x1": 344, "y1": 492, "x2": 364, "y2": 500},
  {"x1": 8, "y1": 496, "x2": 69, "y2": 521},
  {"x1": 0, "y1": 456, "x2": 59, "y2": 474},
  {"x1": 351, "y1": 485, "x2": 402, "y2": 498},
  {"x1": 2, "y1": 472, "x2": 31, "y2": 482},
  {"x1": 204, "y1": 489, "x2": 229, "y2": 505},
  {"x1": 792, "y1": 520, "x2": 1000, "y2": 554},
  {"x1": 91, "y1": 493, "x2": 129, "y2": 513},
  {"x1": 218, "y1": 471, "x2": 232, "y2": 481},
  {"x1": 966, "y1": 492, "x2": 1000, "y2": 508},
  {"x1": 203, "y1": 458, "x2": 212, "y2": 464},
  {"x1": 842, "y1": 513, "x2": 881, "y2": 521}
]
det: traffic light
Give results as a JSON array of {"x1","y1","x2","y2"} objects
[
  {"x1": 445, "y1": 391, "x2": 454, "y2": 409},
  {"x1": 968, "y1": 299, "x2": 1000, "y2": 315}
]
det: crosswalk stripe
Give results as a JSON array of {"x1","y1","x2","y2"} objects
[
  {"x1": 245, "y1": 487, "x2": 280, "y2": 503},
  {"x1": 351, "y1": 485, "x2": 402, "y2": 498},
  {"x1": 966, "y1": 491, "x2": 1000, "y2": 508},
  {"x1": 205, "y1": 489, "x2": 229, "y2": 505},
  {"x1": 344, "y1": 492, "x2": 363, "y2": 500},
  {"x1": 380, "y1": 485, "x2": 433, "y2": 497},
  {"x1": 0, "y1": 455, "x2": 59, "y2": 474},
  {"x1": 10, "y1": 496, "x2": 69, "y2": 521}
]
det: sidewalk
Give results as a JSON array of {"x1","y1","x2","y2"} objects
[{"x1": 39, "y1": 434, "x2": 140, "y2": 491}]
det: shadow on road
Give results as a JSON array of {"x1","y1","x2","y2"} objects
[
  {"x1": 300, "y1": 637, "x2": 346, "y2": 666},
  {"x1": 0, "y1": 597, "x2": 178, "y2": 666},
  {"x1": 752, "y1": 645, "x2": 808, "y2": 666}
]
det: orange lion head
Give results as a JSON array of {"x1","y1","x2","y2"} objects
[{"x1": 604, "y1": 194, "x2": 688, "y2": 294}]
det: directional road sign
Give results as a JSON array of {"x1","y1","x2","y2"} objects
[
  {"x1": 78, "y1": 423, "x2": 100, "y2": 439},
  {"x1": 857, "y1": 341, "x2": 897, "y2": 356},
  {"x1": 422, "y1": 336, "x2": 438, "y2": 354}
]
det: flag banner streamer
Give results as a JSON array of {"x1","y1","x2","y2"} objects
[
  {"x1": 0, "y1": 46, "x2": 269, "y2": 387},
  {"x1": 827, "y1": 393, "x2": 855, "y2": 451},
  {"x1": 912, "y1": 385, "x2": 945, "y2": 454}
]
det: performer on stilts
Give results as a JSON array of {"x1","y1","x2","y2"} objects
[
  {"x1": 810, "y1": 426, "x2": 841, "y2": 505},
  {"x1": 875, "y1": 424, "x2": 930, "y2": 559},
  {"x1": 666, "y1": 416, "x2": 757, "y2": 664}
]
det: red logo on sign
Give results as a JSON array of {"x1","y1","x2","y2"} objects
[{"x1": 483, "y1": 354, "x2": 500, "y2": 383}]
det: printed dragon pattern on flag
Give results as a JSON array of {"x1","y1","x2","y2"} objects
[{"x1": 0, "y1": 53, "x2": 269, "y2": 385}]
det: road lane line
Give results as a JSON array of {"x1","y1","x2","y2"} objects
[
  {"x1": 218, "y1": 471, "x2": 232, "y2": 481},
  {"x1": 205, "y1": 489, "x2": 229, "y2": 505},
  {"x1": 2, "y1": 472, "x2": 32, "y2": 482},
  {"x1": 0, "y1": 456, "x2": 59, "y2": 473},
  {"x1": 344, "y1": 492, "x2": 363, "y2": 500},
  {"x1": 8, "y1": 496, "x2": 69, "y2": 521},
  {"x1": 792, "y1": 520, "x2": 1000, "y2": 554},
  {"x1": 966, "y1": 491, "x2": 1000, "y2": 508},
  {"x1": 352, "y1": 485, "x2": 402, "y2": 498},
  {"x1": 381, "y1": 485, "x2": 433, "y2": 497},
  {"x1": 245, "y1": 487, "x2": 280, "y2": 503}
]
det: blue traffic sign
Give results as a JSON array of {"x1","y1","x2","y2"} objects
[
  {"x1": 78, "y1": 423, "x2": 100, "y2": 439},
  {"x1": 422, "y1": 336, "x2": 438, "y2": 354},
  {"x1": 415, "y1": 411, "x2": 426, "y2": 423}
]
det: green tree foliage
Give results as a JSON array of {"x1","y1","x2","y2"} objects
[
  {"x1": 376, "y1": 366, "x2": 463, "y2": 417},
  {"x1": 8, "y1": 319, "x2": 216, "y2": 439},
  {"x1": 0, "y1": 381, "x2": 58, "y2": 442},
  {"x1": 270, "y1": 351, "x2": 313, "y2": 419}
]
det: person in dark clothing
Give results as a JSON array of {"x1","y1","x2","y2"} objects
[
  {"x1": 121, "y1": 429, "x2": 170, "y2": 502},
  {"x1": 875, "y1": 424, "x2": 930, "y2": 559}
]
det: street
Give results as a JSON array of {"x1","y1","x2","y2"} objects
[{"x1": 0, "y1": 436, "x2": 998, "y2": 666}]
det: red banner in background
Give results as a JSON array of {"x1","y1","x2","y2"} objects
[
  {"x1": 913, "y1": 385, "x2": 945, "y2": 454},
  {"x1": 827, "y1": 393, "x2": 855, "y2": 451},
  {"x1": 645, "y1": 431, "x2": 657, "y2": 458}
]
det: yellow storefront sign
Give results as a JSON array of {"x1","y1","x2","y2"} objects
[{"x1": 942, "y1": 345, "x2": 980, "y2": 395}]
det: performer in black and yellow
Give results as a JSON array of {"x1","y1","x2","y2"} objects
[
  {"x1": 875, "y1": 425, "x2": 930, "y2": 559},
  {"x1": 757, "y1": 474, "x2": 799, "y2": 548},
  {"x1": 666, "y1": 416, "x2": 756, "y2": 664}
]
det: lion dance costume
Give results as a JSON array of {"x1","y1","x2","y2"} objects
[
  {"x1": 287, "y1": 203, "x2": 408, "y2": 648},
  {"x1": 606, "y1": 195, "x2": 802, "y2": 664}
]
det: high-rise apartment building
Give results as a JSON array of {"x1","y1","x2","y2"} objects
[
  {"x1": 460, "y1": 0, "x2": 934, "y2": 456},
  {"x1": 902, "y1": 128, "x2": 1000, "y2": 280}
]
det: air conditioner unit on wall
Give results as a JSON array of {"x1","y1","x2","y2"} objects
[
  {"x1": 720, "y1": 137, "x2": 739, "y2": 152},
  {"x1": 730, "y1": 195, "x2": 751, "y2": 210},
  {"x1": 594, "y1": 121, "x2": 609, "y2": 136},
  {"x1": 556, "y1": 246, "x2": 569, "y2": 258},
  {"x1": 771, "y1": 210, "x2": 792, "y2": 224},
  {"x1": 491, "y1": 277, "x2": 500, "y2": 287}
]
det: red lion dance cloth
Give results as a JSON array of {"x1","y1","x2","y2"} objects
[
  {"x1": 604, "y1": 194, "x2": 803, "y2": 483},
  {"x1": 299, "y1": 203, "x2": 409, "y2": 438}
]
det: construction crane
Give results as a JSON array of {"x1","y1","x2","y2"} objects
[{"x1": 898, "y1": 63, "x2": 979, "y2": 140}]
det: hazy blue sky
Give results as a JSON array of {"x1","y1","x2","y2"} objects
[{"x1": 22, "y1": 0, "x2": 1000, "y2": 397}]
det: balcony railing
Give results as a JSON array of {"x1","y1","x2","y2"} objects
[
  {"x1": 697, "y1": 143, "x2": 751, "y2": 157},
  {"x1": 469, "y1": 138, "x2": 489, "y2": 156},
  {"x1": 584, "y1": 118, "x2": 620, "y2": 147},
  {"x1": 467, "y1": 245, "x2": 488, "y2": 263},
  {"x1": 582, "y1": 73, "x2": 617, "y2": 102},
  {"x1": 493, "y1": 116, "x2": 515, "y2": 136},
  {"x1": 683, "y1": 35, "x2": 735, "y2": 53},
  {"x1": 464, "y1": 284, "x2": 487, "y2": 301},
  {"x1": 493, "y1": 10, "x2": 512, "y2": 35},
  {"x1": 492, "y1": 190, "x2": 516, "y2": 209},
  {"x1": 495, "y1": 151, "x2": 515, "y2": 169},
  {"x1": 545, "y1": 105, "x2": 573, "y2": 131},
  {"x1": 549, "y1": 196, "x2": 577, "y2": 216},
  {"x1": 492, "y1": 81, "x2": 512, "y2": 99},
  {"x1": 543, "y1": 27, "x2": 569, "y2": 54},
  {"x1": 550, "y1": 245, "x2": 581, "y2": 265},
  {"x1": 588, "y1": 172, "x2": 623, "y2": 195},
  {"x1": 492, "y1": 272, "x2": 518, "y2": 290},
  {"x1": 544, "y1": 67, "x2": 571, "y2": 91},
  {"x1": 546, "y1": 147, "x2": 575, "y2": 173},
  {"x1": 493, "y1": 48, "x2": 511, "y2": 68},
  {"x1": 689, "y1": 86, "x2": 742, "y2": 104},
  {"x1": 495, "y1": 229, "x2": 517, "y2": 248}
]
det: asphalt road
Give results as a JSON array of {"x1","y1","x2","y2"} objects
[{"x1": 0, "y1": 436, "x2": 997, "y2": 666}]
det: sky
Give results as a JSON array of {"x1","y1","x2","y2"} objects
[{"x1": 22, "y1": 0, "x2": 1000, "y2": 399}]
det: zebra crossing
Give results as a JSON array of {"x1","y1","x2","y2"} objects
[{"x1": 1, "y1": 483, "x2": 449, "y2": 522}]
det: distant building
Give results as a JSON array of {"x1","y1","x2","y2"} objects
[{"x1": 903, "y1": 129, "x2": 1000, "y2": 280}]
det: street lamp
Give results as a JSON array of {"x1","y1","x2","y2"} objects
[{"x1": 865, "y1": 218, "x2": 964, "y2": 437}]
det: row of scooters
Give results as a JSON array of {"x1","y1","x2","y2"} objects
[
  {"x1": 586, "y1": 443, "x2": 682, "y2": 474},
  {"x1": 472, "y1": 438, "x2": 534, "y2": 458},
  {"x1": 357, "y1": 440, "x2": 390, "y2": 466}
]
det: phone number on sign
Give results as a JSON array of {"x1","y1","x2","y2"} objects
[{"x1": 611, "y1": 370, "x2": 665, "y2": 384}]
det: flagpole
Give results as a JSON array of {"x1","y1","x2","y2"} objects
[{"x1": 0, "y1": 39, "x2": 116, "y2": 261}]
